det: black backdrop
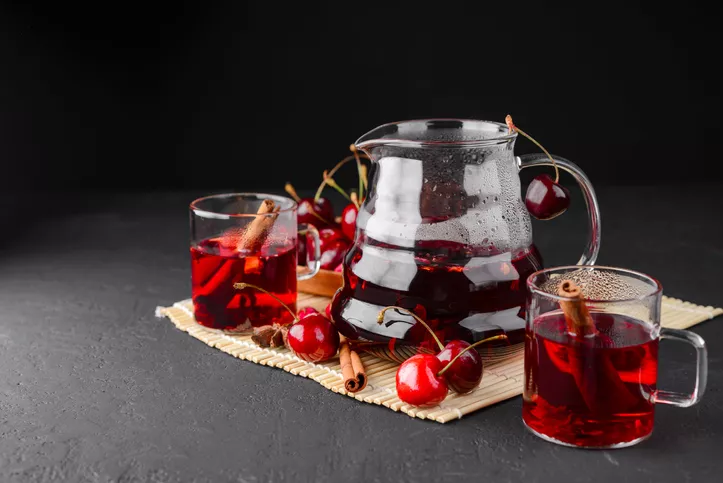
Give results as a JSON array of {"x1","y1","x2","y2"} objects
[{"x1": 2, "y1": 1, "x2": 721, "y2": 195}]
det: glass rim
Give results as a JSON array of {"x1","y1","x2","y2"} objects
[
  {"x1": 190, "y1": 193, "x2": 297, "y2": 219},
  {"x1": 355, "y1": 118, "x2": 517, "y2": 150},
  {"x1": 527, "y1": 265, "x2": 663, "y2": 304}
]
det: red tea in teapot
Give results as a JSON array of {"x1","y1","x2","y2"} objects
[{"x1": 332, "y1": 237, "x2": 543, "y2": 347}]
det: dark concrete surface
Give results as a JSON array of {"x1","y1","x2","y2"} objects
[{"x1": 1, "y1": 185, "x2": 722, "y2": 483}]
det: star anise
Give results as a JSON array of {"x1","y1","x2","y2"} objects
[{"x1": 251, "y1": 324, "x2": 289, "y2": 348}]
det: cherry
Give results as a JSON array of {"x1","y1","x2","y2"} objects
[
  {"x1": 286, "y1": 314, "x2": 340, "y2": 362},
  {"x1": 436, "y1": 335, "x2": 508, "y2": 394},
  {"x1": 320, "y1": 239, "x2": 350, "y2": 270},
  {"x1": 297, "y1": 306, "x2": 320, "y2": 319},
  {"x1": 505, "y1": 115, "x2": 571, "y2": 220},
  {"x1": 285, "y1": 183, "x2": 334, "y2": 227},
  {"x1": 436, "y1": 340, "x2": 483, "y2": 394},
  {"x1": 317, "y1": 226, "x2": 351, "y2": 269},
  {"x1": 396, "y1": 354, "x2": 448, "y2": 407},
  {"x1": 319, "y1": 226, "x2": 348, "y2": 251},
  {"x1": 301, "y1": 197, "x2": 335, "y2": 226},
  {"x1": 324, "y1": 303, "x2": 331, "y2": 319},
  {"x1": 235, "y1": 283, "x2": 340, "y2": 362},
  {"x1": 340, "y1": 202, "x2": 358, "y2": 241},
  {"x1": 340, "y1": 192, "x2": 359, "y2": 240},
  {"x1": 525, "y1": 174, "x2": 571, "y2": 220}
]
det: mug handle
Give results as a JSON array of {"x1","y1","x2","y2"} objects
[
  {"x1": 652, "y1": 328, "x2": 708, "y2": 407},
  {"x1": 518, "y1": 154, "x2": 601, "y2": 265},
  {"x1": 297, "y1": 223, "x2": 321, "y2": 281}
]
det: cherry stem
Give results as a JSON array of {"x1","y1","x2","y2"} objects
[
  {"x1": 437, "y1": 334, "x2": 509, "y2": 377},
  {"x1": 314, "y1": 151, "x2": 371, "y2": 202},
  {"x1": 233, "y1": 282, "x2": 299, "y2": 323},
  {"x1": 284, "y1": 182, "x2": 302, "y2": 203},
  {"x1": 350, "y1": 144, "x2": 366, "y2": 200},
  {"x1": 323, "y1": 171, "x2": 353, "y2": 202},
  {"x1": 314, "y1": 155, "x2": 355, "y2": 201},
  {"x1": 360, "y1": 164, "x2": 368, "y2": 190},
  {"x1": 350, "y1": 191, "x2": 359, "y2": 209},
  {"x1": 505, "y1": 115, "x2": 560, "y2": 183},
  {"x1": 311, "y1": 209, "x2": 334, "y2": 225},
  {"x1": 377, "y1": 306, "x2": 444, "y2": 351}
]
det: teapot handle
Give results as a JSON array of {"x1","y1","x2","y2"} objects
[{"x1": 517, "y1": 154, "x2": 601, "y2": 265}]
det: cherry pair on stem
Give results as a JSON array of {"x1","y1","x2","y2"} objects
[
  {"x1": 235, "y1": 283, "x2": 340, "y2": 362},
  {"x1": 377, "y1": 306, "x2": 508, "y2": 407}
]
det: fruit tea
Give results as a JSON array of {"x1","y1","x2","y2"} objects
[
  {"x1": 190, "y1": 237, "x2": 297, "y2": 331},
  {"x1": 523, "y1": 312, "x2": 658, "y2": 447},
  {"x1": 332, "y1": 237, "x2": 543, "y2": 348}
]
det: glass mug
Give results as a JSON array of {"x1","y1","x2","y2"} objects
[
  {"x1": 189, "y1": 193, "x2": 320, "y2": 332},
  {"x1": 523, "y1": 266, "x2": 707, "y2": 449}
]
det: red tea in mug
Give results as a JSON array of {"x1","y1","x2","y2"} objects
[
  {"x1": 190, "y1": 236, "x2": 297, "y2": 331},
  {"x1": 523, "y1": 312, "x2": 658, "y2": 447}
]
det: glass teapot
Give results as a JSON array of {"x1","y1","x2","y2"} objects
[{"x1": 330, "y1": 119, "x2": 600, "y2": 348}]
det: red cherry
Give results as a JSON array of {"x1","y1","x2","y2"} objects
[
  {"x1": 298, "y1": 197, "x2": 334, "y2": 227},
  {"x1": 318, "y1": 227, "x2": 347, "y2": 251},
  {"x1": 340, "y1": 203, "x2": 358, "y2": 240},
  {"x1": 333, "y1": 264, "x2": 343, "y2": 273},
  {"x1": 286, "y1": 314, "x2": 340, "y2": 362},
  {"x1": 297, "y1": 306, "x2": 320, "y2": 319},
  {"x1": 436, "y1": 340, "x2": 484, "y2": 394},
  {"x1": 525, "y1": 174, "x2": 570, "y2": 220},
  {"x1": 504, "y1": 115, "x2": 570, "y2": 221},
  {"x1": 396, "y1": 354, "x2": 448, "y2": 406},
  {"x1": 320, "y1": 239, "x2": 350, "y2": 270},
  {"x1": 324, "y1": 303, "x2": 331, "y2": 319},
  {"x1": 319, "y1": 226, "x2": 351, "y2": 270}
]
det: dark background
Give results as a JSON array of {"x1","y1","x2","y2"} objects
[
  {"x1": 1, "y1": 1, "x2": 721, "y2": 197},
  {"x1": 2, "y1": 3, "x2": 723, "y2": 481}
]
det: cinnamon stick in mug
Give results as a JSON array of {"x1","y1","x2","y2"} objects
[
  {"x1": 558, "y1": 280, "x2": 597, "y2": 337},
  {"x1": 558, "y1": 280, "x2": 638, "y2": 414},
  {"x1": 238, "y1": 199, "x2": 281, "y2": 251},
  {"x1": 339, "y1": 335, "x2": 367, "y2": 393}
]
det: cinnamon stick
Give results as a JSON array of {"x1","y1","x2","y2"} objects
[
  {"x1": 557, "y1": 280, "x2": 638, "y2": 414},
  {"x1": 238, "y1": 199, "x2": 281, "y2": 252},
  {"x1": 558, "y1": 280, "x2": 597, "y2": 337},
  {"x1": 339, "y1": 335, "x2": 367, "y2": 393}
]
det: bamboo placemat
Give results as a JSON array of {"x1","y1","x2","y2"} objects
[{"x1": 156, "y1": 294, "x2": 722, "y2": 424}]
